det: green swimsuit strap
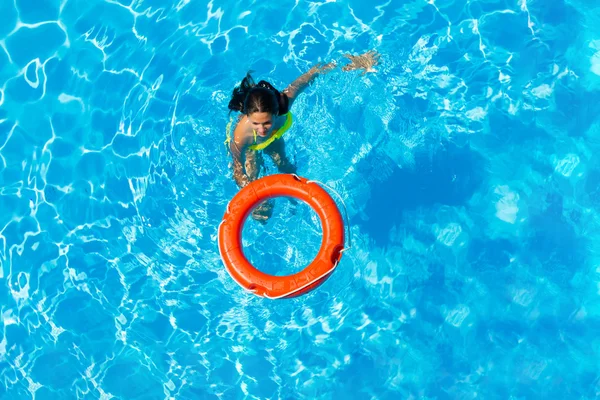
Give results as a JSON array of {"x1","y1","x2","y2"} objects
[{"x1": 248, "y1": 112, "x2": 293, "y2": 151}]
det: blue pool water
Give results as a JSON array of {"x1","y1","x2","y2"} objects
[{"x1": 2, "y1": 0, "x2": 600, "y2": 398}]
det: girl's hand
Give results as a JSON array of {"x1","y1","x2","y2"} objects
[{"x1": 341, "y1": 50, "x2": 381, "y2": 75}]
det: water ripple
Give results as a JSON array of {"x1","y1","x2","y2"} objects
[{"x1": 1, "y1": 0, "x2": 600, "y2": 398}]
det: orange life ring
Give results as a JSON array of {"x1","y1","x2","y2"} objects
[{"x1": 218, "y1": 174, "x2": 345, "y2": 299}]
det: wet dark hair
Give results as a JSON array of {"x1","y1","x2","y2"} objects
[{"x1": 227, "y1": 72, "x2": 289, "y2": 116}]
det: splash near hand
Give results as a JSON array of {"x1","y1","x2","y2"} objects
[{"x1": 341, "y1": 50, "x2": 381, "y2": 75}]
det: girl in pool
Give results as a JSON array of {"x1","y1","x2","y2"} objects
[{"x1": 226, "y1": 50, "x2": 380, "y2": 222}]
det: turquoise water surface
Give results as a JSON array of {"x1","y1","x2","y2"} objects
[{"x1": 2, "y1": 0, "x2": 600, "y2": 398}]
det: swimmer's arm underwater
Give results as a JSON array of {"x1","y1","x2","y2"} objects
[
  {"x1": 284, "y1": 62, "x2": 336, "y2": 107},
  {"x1": 229, "y1": 135, "x2": 251, "y2": 188},
  {"x1": 283, "y1": 50, "x2": 380, "y2": 106}
]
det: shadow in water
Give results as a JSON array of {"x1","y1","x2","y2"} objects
[
  {"x1": 524, "y1": 191, "x2": 587, "y2": 287},
  {"x1": 352, "y1": 140, "x2": 486, "y2": 246}
]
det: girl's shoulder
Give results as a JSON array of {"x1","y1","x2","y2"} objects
[{"x1": 232, "y1": 115, "x2": 252, "y2": 143}]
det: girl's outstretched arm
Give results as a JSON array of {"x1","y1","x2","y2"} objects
[
  {"x1": 283, "y1": 62, "x2": 336, "y2": 107},
  {"x1": 283, "y1": 50, "x2": 381, "y2": 107}
]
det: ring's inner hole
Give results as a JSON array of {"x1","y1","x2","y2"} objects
[{"x1": 241, "y1": 196, "x2": 323, "y2": 276}]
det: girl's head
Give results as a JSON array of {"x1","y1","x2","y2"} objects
[{"x1": 227, "y1": 73, "x2": 283, "y2": 117}]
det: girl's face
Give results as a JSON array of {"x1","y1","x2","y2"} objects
[{"x1": 248, "y1": 112, "x2": 273, "y2": 136}]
